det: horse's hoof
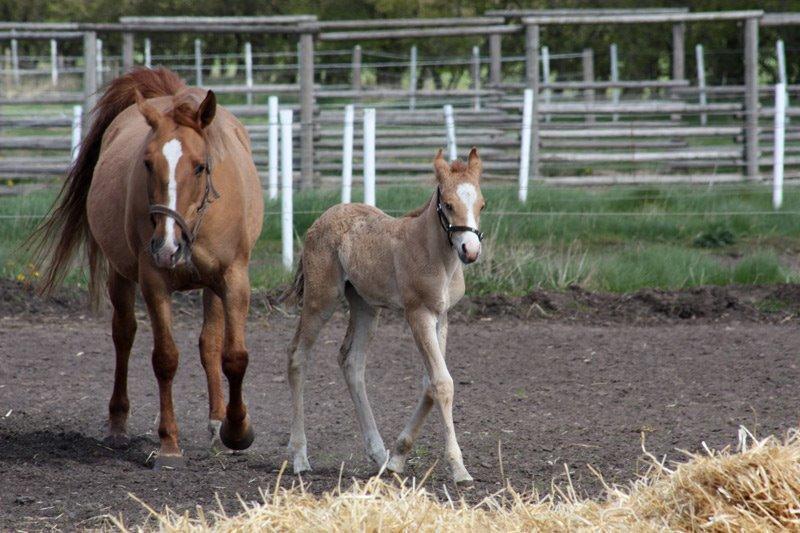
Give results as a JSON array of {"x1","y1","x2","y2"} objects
[
  {"x1": 208, "y1": 420, "x2": 223, "y2": 454},
  {"x1": 103, "y1": 432, "x2": 130, "y2": 449},
  {"x1": 454, "y1": 473, "x2": 475, "y2": 489},
  {"x1": 386, "y1": 455, "x2": 405, "y2": 475},
  {"x1": 293, "y1": 456, "x2": 312, "y2": 474},
  {"x1": 152, "y1": 453, "x2": 185, "y2": 471},
  {"x1": 219, "y1": 417, "x2": 255, "y2": 451}
]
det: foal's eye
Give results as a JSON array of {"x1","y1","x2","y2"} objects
[
  {"x1": 194, "y1": 164, "x2": 206, "y2": 176},
  {"x1": 480, "y1": 203, "x2": 486, "y2": 211},
  {"x1": 444, "y1": 203, "x2": 453, "y2": 211},
  {"x1": 143, "y1": 160, "x2": 153, "y2": 172}
]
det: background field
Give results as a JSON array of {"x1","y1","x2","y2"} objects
[{"x1": 2, "y1": 183, "x2": 799, "y2": 296}]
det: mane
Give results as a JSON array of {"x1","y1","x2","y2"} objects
[{"x1": 449, "y1": 160, "x2": 468, "y2": 173}]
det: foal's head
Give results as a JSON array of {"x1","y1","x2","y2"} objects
[
  {"x1": 135, "y1": 89, "x2": 217, "y2": 269},
  {"x1": 433, "y1": 148, "x2": 485, "y2": 264}
]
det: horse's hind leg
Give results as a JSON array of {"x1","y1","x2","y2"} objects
[
  {"x1": 199, "y1": 288, "x2": 226, "y2": 453},
  {"x1": 340, "y1": 284, "x2": 388, "y2": 468},
  {"x1": 287, "y1": 275, "x2": 338, "y2": 474},
  {"x1": 104, "y1": 269, "x2": 137, "y2": 448}
]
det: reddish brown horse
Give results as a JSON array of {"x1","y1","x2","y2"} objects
[{"x1": 30, "y1": 68, "x2": 263, "y2": 468}]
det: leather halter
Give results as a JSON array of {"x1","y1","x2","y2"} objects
[
  {"x1": 436, "y1": 187, "x2": 484, "y2": 246},
  {"x1": 148, "y1": 157, "x2": 220, "y2": 262}
]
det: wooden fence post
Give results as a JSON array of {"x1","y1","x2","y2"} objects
[
  {"x1": 299, "y1": 30, "x2": 315, "y2": 189},
  {"x1": 582, "y1": 48, "x2": 595, "y2": 124},
  {"x1": 672, "y1": 22, "x2": 686, "y2": 81},
  {"x1": 82, "y1": 31, "x2": 97, "y2": 131},
  {"x1": 610, "y1": 43, "x2": 620, "y2": 122},
  {"x1": 352, "y1": 45, "x2": 361, "y2": 92},
  {"x1": 744, "y1": 16, "x2": 759, "y2": 181},
  {"x1": 244, "y1": 42, "x2": 253, "y2": 106},
  {"x1": 363, "y1": 107, "x2": 376, "y2": 206},
  {"x1": 50, "y1": 39, "x2": 58, "y2": 86},
  {"x1": 525, "y1": 23, "x2": 540, "y2": 181},
  {"x1": 280, "y1": 108, "x2": 294, "y2": 270},
  {"x1": 773, "y1": 83, "x2": 786, "y2": 210},
  {"x1": 696, "y1": 44, "x2": 707, "y2": 125},
  {"x1": 144, "y1": 38, "x2": 152, "y2": 68},
  {"x1": 342, "y1": 103, "x2": 354, "y2": 204},
  {"x1": 409, "y1": 45, "x2": 417, "y2": 110},
  {"x1": 489, "y1": 33, "x2": 501, "y2": 85},
  {"x1": 122, "y1": 32, "x2": 134, "y2": 71},
  {"x1": 472, "y1": 45, "x2": 481, "y2": 110},
  {"x1": 194, "y1": 38, "x2": 203, "y2": 85},
  {"x1": 10, "y1": 38, "x2": 18, "y2": 85}
]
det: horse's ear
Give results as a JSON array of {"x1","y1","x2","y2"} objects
[
  {"x1": 433, "y1": 149, "x2": 449, "y2": 182},
  {"x1": 468, "y1": 147, "x2": 482, "y2": 179},
  {"x1": 134, "y1": 88, "x2": 161, "y2": 130},
  {"x1": 197, "y1": 90, "x2": 216, "y2": 129}
]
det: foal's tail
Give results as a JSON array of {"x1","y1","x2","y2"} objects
[
  {"x1": 29, "y1": 68, "x2": 185, "y2": 305},
  {"x1": 280, "y1": 256, "x2": 305, "y2": 308}
]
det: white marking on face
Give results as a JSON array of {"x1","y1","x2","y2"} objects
[
  {"x1": 161, "y1": 138, "x2": 182, "y2": 252},
  {"x1": 453, "y1": 183, "x2": 481, "y2": 261}
]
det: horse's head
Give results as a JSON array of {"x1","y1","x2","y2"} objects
[
  {"x1": 135, "y1": 89, "x2": 217, "y2": 269},
  {"x1": 433, "y1": 148, "x2": 485, "y2": 264}
]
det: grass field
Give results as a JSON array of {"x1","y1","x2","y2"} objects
[{"x1": 2, "y1": 182, "x2": 799, "y2": 294}]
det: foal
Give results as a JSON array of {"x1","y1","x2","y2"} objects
[{"x1": 284, "y1": 148, "x2": 485, "y2": 485}]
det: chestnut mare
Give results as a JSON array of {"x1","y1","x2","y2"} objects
[{"x1": 30, "y1": 68, "x2": 263, "y2": 468}]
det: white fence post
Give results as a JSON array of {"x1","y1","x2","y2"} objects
[
  {"x1": 472, "y1": 45, "x2": 481, "y2": 111},
  {"x1": 696, "y1": 44, "x2": 707, "y2": 126},
  {"x1": 10, "y1": 38, "x2": 18, "y2": 85},
  {"x1": 50, "y1": 39, "x2": 58, "y2": 86},
  {"x1": 777, "y1": 39, "x2": 787, "y2": 86},
  {"x1": 267, "y1": 96, "x2": 279, "y2": 200},
  {"x1": 444, "y1": 104, "x2": 457, "y2": 161},
  {"x1": 280, "y1": 108, "x2": 294, "y2": 270},
  {"x1": 96, "y1": 38, "x2": 103, "y2": 85},
  {"x1": 610, "y1": 43, "x2": 620, "y2": 122},
  {"x1": 71, "y1": 105, "x2": 83, "y2": 162},
  {"x1": 409, "y1": 46, "x2": 418, "y2": 110},
  {"x1": 541, "y1": 45, "x2": 550, "y2": 122},
  {"x1": 244, "y1": 42, "x2": 253, "y2": 106},
  {"x1": 518, "y1": 88, "x2": 533, "y2": 203},
  {"x1": 363, "y1": 107, "x2": 376, "y2": 206},
  {"x1": 194, "y1": 38, "x2": 203, "y2": 86},
  {"x1": 342, "y1": 104, "x2": 355, "y2": 204},
  {"x1": 774, "y1": 83, "x2": 787, "y2": 210},
  {"x1": 144, "y1": 38, "x2": 152, "y2": 68}
]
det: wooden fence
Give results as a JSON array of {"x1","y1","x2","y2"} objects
[{"x1": 1, "y1": 9, "x2": 799, "y2": 197}]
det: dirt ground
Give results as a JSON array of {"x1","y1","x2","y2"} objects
[{"x1": 2, "y1": 281, "x2": 800, "y2": 530}]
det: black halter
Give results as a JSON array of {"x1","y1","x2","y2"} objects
[
  {"x1": 148, "y1": 157, "x2": 220, "y2": 263},
  {"x1": 436, "y1": 187, "x2": 484, "y2": 246}
]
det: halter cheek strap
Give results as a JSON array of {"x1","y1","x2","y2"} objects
[
  {"x1": 148, "y1": 157, "x2": 220, "y2": 257},
  {"x1": 436, "y1": 187, "x2": 484, "y2": 246}
]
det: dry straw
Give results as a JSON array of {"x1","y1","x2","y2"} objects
[{"x1": 114, "y1": 428, "x2": 800, "y2": 532}]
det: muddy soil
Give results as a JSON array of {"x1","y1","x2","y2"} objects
[{"x1": 1, "y1": 281, "x2": 799, "y2": 530}]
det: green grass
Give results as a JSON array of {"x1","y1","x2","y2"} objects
[{"x1": 2, "y1": 183, "x2": 800, "y2": 295}]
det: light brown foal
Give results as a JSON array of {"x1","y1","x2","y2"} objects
[
  {"x1": 284, "y1": 149, "x2": 485, "y2": 484},
  {"x1": 31, "y1": 68, "x2": 263, "y2": 469}
]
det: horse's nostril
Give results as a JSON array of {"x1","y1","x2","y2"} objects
[
  {"x1": 150, "y1": 237, "x2": 163, "y2": 255},
  {"x1": 461, "y1": 243, "x2": 467, "y2": 254}
]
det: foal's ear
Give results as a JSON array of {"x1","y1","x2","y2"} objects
[
  {"x1": 197, "y1": 90, "x2": 216, "y2": 129},
  {"x1": 468, "y1": 147, "x2": 482, "y2": 179},
  {"x1": 134, "y1": 88, "x2": 162, "y2": 130},
  {"x1": 433, "y1": 148, "x2": 449, "y2": 182}
]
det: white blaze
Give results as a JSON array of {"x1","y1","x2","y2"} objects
[
  {"x1": 454, "y1": 182, "x2": 481, "y2": 257},
  {"x1": 161, "y1": 138, "x2": 183, "y2": 251}
]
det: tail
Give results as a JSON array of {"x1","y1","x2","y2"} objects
[
  {"x1": 279, "y1": 255, "x2": 305, "y2": 307},
  {"x1": 28, "y1": 68, "x2": 185, "y2": 305}
]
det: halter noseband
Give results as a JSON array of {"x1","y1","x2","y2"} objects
[
  {"x1": 148, "y1": 157, "x2": 220, "y2": 263},
  {"x1": 436, "y1": 187, "x2": 484, "y2": 246}
]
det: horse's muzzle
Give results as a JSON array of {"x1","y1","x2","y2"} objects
[{"x1": 150, "y1": 236, "x2": 183, "y2": 269}]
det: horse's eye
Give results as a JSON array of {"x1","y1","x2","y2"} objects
[
  {"x1": 143, "y1": 160, "x2": 153, "y2": 172},
  {"x1": 194, "y1": 164, "x2": 206, "y2": 176},
  {"x1": 480, "y1": 203, "x2": 486, "y2": 211},
  {"x1": 444, "y1": 203, "x2": 453, "y2": 211}
]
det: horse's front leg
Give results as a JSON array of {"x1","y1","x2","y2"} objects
[
  {"x1": 139, "y1": 269, "x2": 183, "y2": 469},
  {"x1": 405, "y1": 307, "x2": 472, "y2": 485},
  {"x1": 200, "y1": 288, "x2": 226, "y2": 453},
  {"x1": 217, "y1": 265, "x2": 255, "y2": 451}
]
